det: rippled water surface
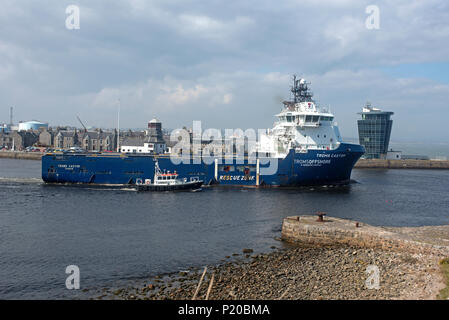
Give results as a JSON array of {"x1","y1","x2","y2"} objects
[{"x1": 1, "y1": 158, "x2": 448, "y2": 298}]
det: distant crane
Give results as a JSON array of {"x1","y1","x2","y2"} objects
[{"x1": 76, "y1": 115, "x2": 87, "y2": 132}]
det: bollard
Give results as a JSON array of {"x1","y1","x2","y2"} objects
[{"x1": 316, "y1": 212, "x2": 326, "y2": 222}]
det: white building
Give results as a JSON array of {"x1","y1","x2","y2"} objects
[
  {"x1": 121, "y1": 142, "x2": 160, "y2": 153},
  {"x1": 18, "y1": 120, "x2": 48, "y2": 132},
  {"x1": 120, "y1": 118, "x2": 167, "y2": 154},
  {"x1": 386, "y1": 150, "x2": 402, "y2": 160},
  {"x1": 0, "y1": 123, "x2": 10, "y2": 133}
]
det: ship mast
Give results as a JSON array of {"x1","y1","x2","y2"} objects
[
  {"x1": 117, "y1": 99, "x2": 121, "y2": 152},
  {"x1": 291, "y1": 75, "x2": 314, "y2": 103}
]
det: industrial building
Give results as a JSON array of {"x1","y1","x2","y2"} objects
[{"x1": 18, "y1": 120, "x2": 48, "y2": 132}]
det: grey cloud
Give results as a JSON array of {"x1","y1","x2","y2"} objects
[{"x1": 0, "y1": 0, "x2": 448, "y2": 142}]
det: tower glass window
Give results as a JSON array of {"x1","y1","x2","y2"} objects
[{"x1": 357, "y1": 103, "x2": 394, "y2": 159}]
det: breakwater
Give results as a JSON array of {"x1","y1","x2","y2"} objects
[
  {"x1": 0, "y1": 151, "x2": 43, "y2": 160},
  {"x1": 281, "y1": 215, "x2": 449, "y2": 256},
  {"x1": 355, "y1": 158, "x2": 449, "y2": 169}
]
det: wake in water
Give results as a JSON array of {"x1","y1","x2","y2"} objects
[
  {"x1": 0, "y1": 177, "x2": 43, "y2": 184},
  {"x1": 0, "y1": 177, "x2": 140, "y2": 193},
  {"x1": 41, "y1": 183, "x2": 138, "y2": 192}
]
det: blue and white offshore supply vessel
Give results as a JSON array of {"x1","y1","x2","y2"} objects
[{"x1": 42, "y1": 77, "x2": 364, "y2": 187}]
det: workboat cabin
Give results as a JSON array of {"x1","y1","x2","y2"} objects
[
  {"x1": 134, "y1": 161, "x2": 203, "y2": 191},
  {"x1": 155, "y1": 172, "x2": 178, "y2": 184}
]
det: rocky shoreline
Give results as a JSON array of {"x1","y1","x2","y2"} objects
[
  {"x1": 354, "y1": 158, "x2": 449, "y2": 169},
  {"x1": 92, "y1": 242, "x2": 445, "y2": 300},
  {"x1": 89, "y1": 216, "x2": 449, "y2": 300}
]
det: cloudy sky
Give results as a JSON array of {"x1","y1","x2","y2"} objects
[{"x1": 1, "y1": 0, "x2": 449, "y2": 142}]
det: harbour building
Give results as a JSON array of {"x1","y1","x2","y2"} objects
[
  {"x1": 120, "y1": 118, "x2": 167, "y2": 154},
  {"x1": 18, "y1": 120, "x2": 48, "y2": 132},
  {"x1": 147, "y1": 118, "x2": 166, "y2": 154},
  {"x1": 357, "y1": 103, "x2": 394, "y2": 159}
]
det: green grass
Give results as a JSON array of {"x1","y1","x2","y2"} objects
[{"x1": 437, "y1": 258, "x2": 449, "y2": 300}]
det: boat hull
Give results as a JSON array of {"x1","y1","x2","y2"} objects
[
  {"x1": 135, "y1": 180, "x2": 203, "y2": 192},
  {"x1": 41, "y1": 143, "x2": 364, "y2": 187}
]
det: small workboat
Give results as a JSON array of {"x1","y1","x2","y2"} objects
[{"x1": 135, "y1": 161, "x2": 203, "y2": 192}]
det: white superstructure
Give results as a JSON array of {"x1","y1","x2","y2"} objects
[{"x1": 256, "y1": 77, "x2": 343, "y2": 158}]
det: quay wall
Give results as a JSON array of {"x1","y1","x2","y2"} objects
[
  {"x1": 281, "y1": 215, "x2": 449, "y2": 257},
  {"x1": 0, "y1": 151, "x2": 43, "y2": 160},
  {"x1": 1, "y1": 152, "x2": 449, "y2": 170},
  {"x1": 354, "y1": 158, "x2": 449, "y2": 169}
]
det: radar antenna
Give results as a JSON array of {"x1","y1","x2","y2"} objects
[{"x1": 291, "y1": 75, "x2": 314, "y2": 103}]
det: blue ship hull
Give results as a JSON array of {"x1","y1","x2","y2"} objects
[{"x1": 41, "y1": 143, "x2": 364, "y2": 187}]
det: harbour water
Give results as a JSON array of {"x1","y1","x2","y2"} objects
[{"x1": 1, "y1": 158, "x2": 449, "y2": 299}]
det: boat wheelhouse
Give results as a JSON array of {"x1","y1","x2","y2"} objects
[{"x1": 135, "y1": 161, "x2": 203, "y2": 191}]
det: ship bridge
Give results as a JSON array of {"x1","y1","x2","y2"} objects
[
  {"x1": 275, "y1": 103, "x2": 334, "y2": 128},
  {"x1": 256, "y1": 76, "x2": 343, "y2": 157}
]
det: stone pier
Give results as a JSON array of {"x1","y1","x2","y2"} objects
[
  {"x1": 281, "y1": 215, "x2": 449, "y2": 257},
  {"x1": 0, "y1": 151, "x2": 42, "y2": 160},
  {"x1": 354, "y1": 158, "x2": 449, "y2": 169}
]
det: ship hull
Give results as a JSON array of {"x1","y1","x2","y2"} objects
[{"x1": 41, "y1": 143, "x2": 364, "y2": 187}]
